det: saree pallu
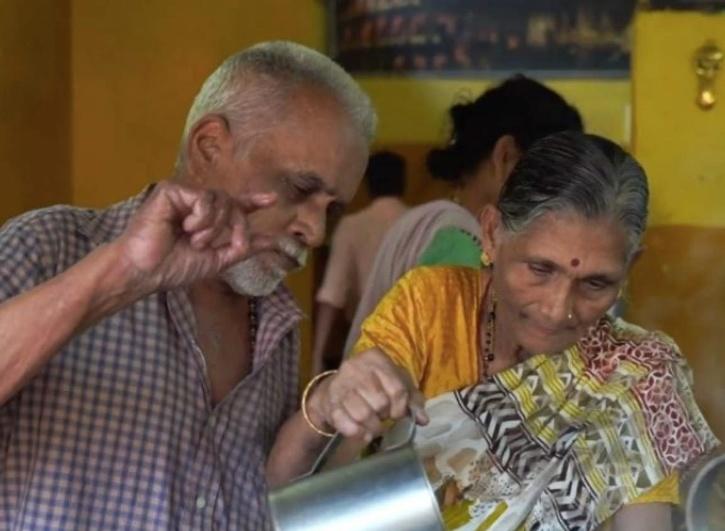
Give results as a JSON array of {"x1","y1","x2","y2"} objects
[{"x1": 414, "y1": 319, "x2": 719, "y2": 531}]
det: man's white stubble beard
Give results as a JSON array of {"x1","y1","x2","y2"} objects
[{"x1": 221, "y1": 238, "x2": 308, "y2": 297}]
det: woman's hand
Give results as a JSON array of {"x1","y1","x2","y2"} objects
[{"x1": 306, "y1": 348, "x2": 429, "y2": 441}]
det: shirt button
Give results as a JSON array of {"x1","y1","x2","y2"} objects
[{"x1": 196, "y1": 496, "x2": 206, "y2": 510}]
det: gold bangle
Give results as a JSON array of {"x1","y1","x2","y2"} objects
[{"x1": 301, "y1": 370, "x2": 337, "y2": 437}]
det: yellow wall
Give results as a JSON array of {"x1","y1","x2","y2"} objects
[
  {"x1": 632, "y1": 12, "x2": 725, "y2": 227},
  {"x1": 71, "y1": 0, "x2": 326, "y2": 207},
  {"x1": 629, "y1": 11, "x2": 725, "y2": 439},
  {"x1": 361, "y1": 77, "x2": 630, "y2": 146},
  {"x1": 0, "y1": 0, "x2": 71, "y2": 223},
  {"x1": 353, "y1": 77, "x2": 631, "y2": 212},
  {"x1": 352, "y1": 77, "x2": 631, "y2": 221}
]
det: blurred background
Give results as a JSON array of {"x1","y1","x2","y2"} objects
[{"x1": 0, "y1": 0, "x2": 723, "y2": 439}]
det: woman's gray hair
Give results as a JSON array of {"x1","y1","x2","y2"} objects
[
  {"x1": 175, "y1": 41, "x2": 376, "y2": 170},
  {"x1": 497, "y1": 131, "x2": 649, "y2": 259}
]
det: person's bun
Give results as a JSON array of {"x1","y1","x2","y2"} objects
[
  {"x1": 426, "y1": 146, "x2": 462, "y2": 182},
  {"x1": 426, "y1": 101, "x2": 474, "y2": 182}
]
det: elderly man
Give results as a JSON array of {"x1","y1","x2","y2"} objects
[{"x1": 0, "y1": 41, "x2": 373, "y2": 529}]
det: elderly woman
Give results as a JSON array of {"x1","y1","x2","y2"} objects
[{"x1": 270, "y1": 132, "x2": 718, "y2": 530}]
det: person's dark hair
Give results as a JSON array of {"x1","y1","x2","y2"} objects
[
  {"x1": 426, "y1": 75, "x2": 583, "y2": 185},
  {"x1": 497, "y1": 131, "x2": 649, "y2": 259},
  {"x1": 366, "y1": 151, "x2": 406, "y2": 198}
]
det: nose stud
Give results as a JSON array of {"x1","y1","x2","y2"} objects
[{"x1": 567, "y1": 312, "x2": 573, "y2": 321}]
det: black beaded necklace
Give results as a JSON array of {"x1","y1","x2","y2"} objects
[
  {"x1": 248, "y1": 297, "x2": 258, "y2": 353},
  {"x1": 480, "y1": 284, "x2": 496, "y2": 379}
]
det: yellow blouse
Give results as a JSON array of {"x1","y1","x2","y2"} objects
[{"x1": 352, "y1": 266, "x2": 679, "y2": 506}]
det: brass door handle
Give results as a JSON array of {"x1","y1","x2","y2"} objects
[{"x1": 694, "y1": 41, "x2": 723, "y2": 110}]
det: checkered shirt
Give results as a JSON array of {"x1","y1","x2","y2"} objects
[{"x1": 0, "y1": 190, "x2": 302, "y2": 530}]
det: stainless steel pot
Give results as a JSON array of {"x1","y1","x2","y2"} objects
[
  {"x1": 268, "y1": 415, "x2": 444, "y2": 531},
  {"x1": 682, "y1": 447, "x2": 725, "y2": 531}
]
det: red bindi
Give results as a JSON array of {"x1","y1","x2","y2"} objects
[{"x1": 571, "y1": 258, "x2": 581, "y2": 267}]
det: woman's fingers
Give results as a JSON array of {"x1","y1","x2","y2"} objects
[
  {"x1": 320, "y1": 349, "x2": 425, "y2": 438},
  {"x1": 355, "y1": 373, "x2": 392, "y2": 420},
  {"x1": 325, "y1": 373, "x2": 381, "y2": 438},
  {"x1": 408, "y1": 390, "x2": 430, "y2": 425},
  {"x1": 373, "y1": 365, "x2": 411, "y2": 420},
  {"x1": 342, "y1": 390, "x2": 384, "y2": 438},
  {"x1": 329, "y1": 407, "x2": 363, "y2": 439}
]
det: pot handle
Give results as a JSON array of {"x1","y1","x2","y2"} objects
[{"x1": 305, "y1": 409, "x2": 418, "y2": 478}]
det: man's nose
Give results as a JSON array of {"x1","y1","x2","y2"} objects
[{"x1": 291, "y1": 202, "x2": 326, "y2": 249}]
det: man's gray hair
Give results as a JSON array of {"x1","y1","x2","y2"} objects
[
  {"x1": 175, "y1": 41, "x2": 376, "y2": 170},
  {"x1": 497, "y1": 131, "x2": 649, "y2": 259}
]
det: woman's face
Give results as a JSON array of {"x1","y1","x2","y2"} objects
[{"x1": 485, "y1": 209, "x2": 631, "y2": 355}]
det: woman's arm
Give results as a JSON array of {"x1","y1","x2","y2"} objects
[
  {"x1": 269, "y1": 268, "x2": 437, "y2": 486},
  {"x1": 267, "y1": 347, "x2": 426, "y2": 487}
]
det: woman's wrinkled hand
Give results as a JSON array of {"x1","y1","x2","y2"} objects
[{"x1": 306, "y1": 348, "x2": 429, "y2": 442}]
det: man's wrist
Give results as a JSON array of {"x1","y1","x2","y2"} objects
[{"x1": 80, "y1": 241, "x2": 156, "y2": 320}]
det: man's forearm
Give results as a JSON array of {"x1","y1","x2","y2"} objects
[
  {"x1": 0, "y1": 241, "x2": 146, "y2": 404},
  {"x1": 268, "y1": 375, "x2": 357, "y2": 487},
  {"x1": 266, "y1": 410, "x2": 330, "y2": 488}
]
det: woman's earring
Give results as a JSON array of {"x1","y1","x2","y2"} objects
[{"x1": 481, "y1": 250, "x2": 493, "y2": 268}]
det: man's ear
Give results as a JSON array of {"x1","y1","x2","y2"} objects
[
  {"x1": 478, "y1": 203, "x2": 503, "y2": 263},
  {"x1": 490, "y1": 134, "x2": 522, "y2": 185},
  {"x1": 185, "y1": 114, "x2": 234, "y2": 179}
]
